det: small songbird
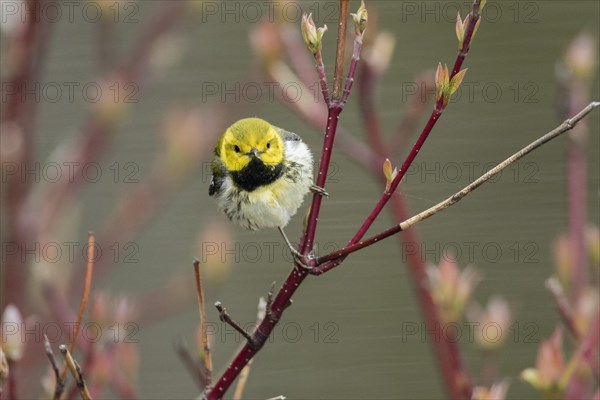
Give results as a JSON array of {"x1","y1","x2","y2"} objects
[{"x1": 209, "y1": 118, "x2": 324, "y2": 252}]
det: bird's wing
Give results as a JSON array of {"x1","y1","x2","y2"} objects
[
  {"x1": 273, "y1": 126, "x2": 302, "y2": 142},
  {"x1": 209, "y1": 157, "x2": 227, "y2": 196}
]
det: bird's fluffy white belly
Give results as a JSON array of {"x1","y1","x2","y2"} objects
[{"x1": 217, "y1": 140, "x2": 313, "y2": 230}]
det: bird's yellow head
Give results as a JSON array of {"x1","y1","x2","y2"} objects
[{"x1": 217, "y1": 118, "x2": 284, "y2": 171}]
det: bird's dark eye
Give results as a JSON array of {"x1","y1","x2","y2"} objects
[
  {"x1": 266, "y1": 142, "x2": 271, "y2": 149},
  {"x1": 233, "y1": 145, "x2": 241, "y2": 153}
]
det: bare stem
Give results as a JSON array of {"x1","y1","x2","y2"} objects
[
  {"x1": 332, "y1": 0, "x2": 349, "y2": 99},
  {"x1": 215, "y1": 302, "x2": 254, "y2": 344},
  {"x1": 300, "y1": 105, "x2": 342, "y2": 254},
  {"x1": 59, "y1": 345, "x2": 92, "y2": 400},
  {"x1": 232, "y1": 298, "x2": 267, "y2": 400},
  {"x1": 452, "y1": 0, "x2": 482, "y2": 76},
  {"x1": 203, "y1": 269, "x2": 305, "y2": 400},
  {"x1": 194, "y1": 260, "x2": 213, "y2": 383},
  {"x1": 44, "y1": 335, "x2": 66, "y2": 400},
  {"x1": 338, "y1": 50, "x2": 471, "y2": 398},
  {"x1": 346, "y1": 107, "x2": 442, "y2": 247},
  {"x1": 315, "y1": 51, "x2": 331, "y2": 106},
  {"x1": 312, "y1": 102, "x2": 600, "y2": 269},
  {"x1": 59, "y1": 232, "x2": 95, "y2": 382},
  {"x1": 341, "y1": 0, "x2": 482, "y2": 251},
  {"x1": 341, "y1": 38, "x2": 363, "y2": 106}
]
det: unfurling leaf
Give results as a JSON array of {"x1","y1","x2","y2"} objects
[
  {"x1": 455, "y1": 12, "x2": 465, "y2": 49},
  {"x1": 435, "y1": 63, "x2": 446, "y2": 102},
  {"x1": 382, "y1": 158, "x2": 397, "y2": 192},
  {"x1": 448, "y1": 68, "x2": 468, "y2": 96}
]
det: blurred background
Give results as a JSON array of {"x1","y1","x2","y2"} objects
[{"x1": 1, "y1": 1, "x2": 599, "y2": 399}]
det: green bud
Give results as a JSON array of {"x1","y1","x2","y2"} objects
[
  {"x1": 301, "y1": 13, "x2": 327, "y2": 54},
  {"x1": 351, "y1": 0, "x2": 368, "y2": 36}
]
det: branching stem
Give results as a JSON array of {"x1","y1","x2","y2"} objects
[
  {"x1": 59, "y1": 345, "x2": 92, "y2": 400},
  {"x1": 312, "y1": 102, "x2": 600, "y2": 271},
  {"x1": 332, "y1": 0, "x2": 349, "y2": 99},
  {"x1": 194, "y1": 260, "x2": 213, "y2": 383},
  {"x1": 215, "y1": 302, "x2": 254, "y2": 344}
]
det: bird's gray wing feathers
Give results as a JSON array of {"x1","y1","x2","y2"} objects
[
  {"x1": 273, "y1": 126, "x2": 301, "y2": 142},
  {"x1": 209, "y1": 157, "x2": 227, "y2": 196}
]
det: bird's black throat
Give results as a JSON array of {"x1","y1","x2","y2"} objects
[{"x1": 230, "y1": 158, "x2": 283, "y2": 192}]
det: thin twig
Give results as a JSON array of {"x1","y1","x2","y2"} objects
[
  {"x1": 194, "y1": 260, "x2": 213, "y2": 383},
  {"x1": 356, "y1": 38, "x2": 470, "y2": 397},
  {"x1": 44, "y1": 335, "x2": 66, "y2": 400},
  {"x1": 332, "y1": 0, "x2": 349, "y2": 99},
  {"x1": 452, "y1": 0, "x2": 482, "y2": 76},
  {"x1": 232, "y1": 298, "x2": 268, "y2": 400},
  {"x1": 59, "y1": 345, "x2": 92, "y2": 400},
  {"x1": 65, "y1": 338, "x2": 95, "y2": 400},
  {"x1": 312, "y1": 102, "x2": 600, "y2": 269},
  {"x1": 215, "y1": 302, "x2": 254, "y2": 344},
  {"x1": 55, "y1": 236, "x2": 97, "y2": 396},
  {"x1": 341, "y1": 37, "x2": 363, "y2": 106},
  {"x1": 60, "y1": 232, "x2": 95, "y2": 382},
  {"x1": 314, "y1": 50, "x2": 331, "y2": 106},
  {"x1": 335, "y1": 0, "x2": 480, "y2": 266}
]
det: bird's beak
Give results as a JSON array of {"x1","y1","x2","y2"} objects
[{"x1": 246, "y1": 148, "x2": 260, "y2": 158}]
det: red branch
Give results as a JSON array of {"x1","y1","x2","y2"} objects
[
  {"x1": 452, "y1": 1, "x2": 481, "y2": 76},
  {"x1": 204, "y1": 1, "x2": 483, "y2": 398},
  {"x1": 300, "y1": 105, "x2": 342, "y2": 254},
  {"x1": 204, "y1": 2, "x2": 354, "y2": 398},
  {"x1": 315, "y1": 0, "x2": 483, "y2": 274}
]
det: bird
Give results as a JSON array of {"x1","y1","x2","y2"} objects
[{"x1": 209, "y1": 117, "x2": 326, "y2": 258}]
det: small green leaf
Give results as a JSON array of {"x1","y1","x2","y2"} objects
[
  {"x1": 449, "y1": 68, "x2": 468, "y2": 96},
  {"x1": 455, "y1": 12, "x2": 465, "y2": 49},
  {"x1": 435, "y1": 63, "x2": 445, "y2": 102}
]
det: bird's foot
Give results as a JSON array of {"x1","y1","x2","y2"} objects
[
  {"x1": 310, "y1": 184, "x2": 329, "y2": 197},
  {"x1": 278, "y1": 227, "x2": 313, "y2": 270}
]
